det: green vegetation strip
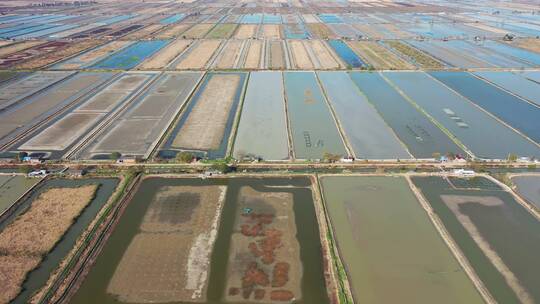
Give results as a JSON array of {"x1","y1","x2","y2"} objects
[
  {"x1": 315, "y1": 175, "x2": 353, "y2": 304},
  {"x1": 37, "y1": 172, "x2": 139, "y2": 304}
]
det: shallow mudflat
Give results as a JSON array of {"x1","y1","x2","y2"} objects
[
  {"x1": 321, "y1": 176, "x2": 483, "y2": 304},
  {"x1": 413, "y1": 176, "x2": 540, "y2": 304}
]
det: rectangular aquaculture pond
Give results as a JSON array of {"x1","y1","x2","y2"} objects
[
  {"x1": 412, "y1": 176, "x2": 540, "y2": 304},
  {"x1": 68, "y1": 176, "x2": 331, "y2": 304},
  {"x1": 283, "y1": 72, "x2": 347, "y2": 160},
  {"x1": 0, "y1": 178, "x2": 119, "y2": 304},
  {"x1": 78, "y1": 72, "x2": 201, "y2": 160},
  {"x1": 91, "y1": 40, "x2": 169, "y2": 69},
  {"x1": 383, "y1": 72, "x2": 540, "y2": 159},
  {"x1": 318, "y1": 71, "x2": 411, "y2": 160},
  {"x1": 327, "y1": 40, "x2": 365, "y2": 68},
  {"x1": 321, "y1": 175, "x2": 483, "y2": 304},
  {"x1": 430, "y1": 71, "x2": 540, "y2": 144},
  {"x1": 348, "y1": 72, "x2": 465, "y2": 159},
  {"x1": 233, "y1": 72, "x2": 289, "y2": 161},
  {"x1": 511, "y1": 175, "x2": 540, "y2": 209},
  {"x1": 160, "y1": 72, "x2": 246, "y2": 159}
]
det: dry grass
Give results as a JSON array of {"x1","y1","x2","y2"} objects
[
  {"x1": 307, "y1": 23, "x2": 335, "y2": 39},
  {"x1": 260, "y1": 25, "x2": 281, "y2": 39},
  {"x1": 214, "y1": 40, "x2": 243, "y2": 69},
  {"x1": 0, "y1": 185, "x2": 98, "y2": 303},
  {"x1": 268, "y1": 41, "x2": 285, "y2": 69},
  {"x1": 182, "y1": 24, "x2": 214, "y2": 39},
  {"x1": 307, "y1": 40, "x2": 341, "y2": 69},
  {"x1": 121, "y1": 24, "x2": 165, "y2": 40}
]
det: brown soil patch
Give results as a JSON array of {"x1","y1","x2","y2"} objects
[
  {"x1": 0, "y1": 185, "x2": 98, "y2": 303},
  {"x1": 175, "y1": 39, "x2": 222, "y2": 69},
  {"x1": 121, "y1": 24, "x2": 164, "y2": 40},
  {"x1": 139, "y1": 39, "x2": 192, "y2": 69},
  {"x1": 107, "y1": 185, "x2": 226, "y2": 303},
  {"x1": 172, "y1": 74, "x2": 240, "y2": 150},
  {"x1": 225, "y1": 187, "x2": 302, "y2": 302}
]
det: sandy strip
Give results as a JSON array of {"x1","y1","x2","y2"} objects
[
  {"x1": 442, "y1": 195, "x2": 533, "y2": 304},
  {"x1": 243, "y1": 40, "x2": 262, "y2": 69},
  {"x1": 175, "y1": 40, "x2": 222, "y2": 69},
  {"x1": 172, "y1": 74, "x2": 240, "y2": 150},
  {"x1": 234, "y1": 24, "x2": 257, "y2": 39},
  {"x1": 139, "y1": 39, "x2": 192, "y2": 69}
]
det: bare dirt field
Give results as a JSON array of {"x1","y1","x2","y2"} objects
[
  {"x1": 243, "y1": 40, "x2": 262, "y2": 69},
  {"x1": 260, "y1": 24, "x2": 281, "y2": 39},
  {"x1": 0, "y1": 185, "x2": 97, "y2": 304},
  {"x1": 16, "y1": 40, "x2": 102, "y2": 69},
  {"x1": 153, "y1": 23, "x2": 191, "y2": 39},
  {"x1": 0, "y1": 40, "x2": 45, "y2": 58},
  {"x1": 235, "y1": 24, "x2": 258, "y2": 39},
  {"x1": 225, "y1": 186, "x2": 302, "y2": 302},
  {"x1": 139, "y1": 39, "x2": 192, "y2": 69},
  {"x1": 56, "y1": 40, "x2": 131, "y2": 69},
  {"x1": 306, "y1": 40, "x2": 341, "y2": 69},
  {"x1": 348, "y1": 41, "x2": 413, "y2": 69},
  {"x1": 172, "y1": 74, "x2": 240, "y2": 150},
  {"x1": 289, "y1": 40, "x2": 314, "y2": 69},
  {"x1": 214, "y1": 40, "x2": 244, "y2": 69},
  {"x1": 175, "y1": 40, "x2": 222, "y2": 69},
  {"x1": 182, "y1": 24, "x2": 214, "y2": 39},
  {"x1": 107, "y1": 185, "x2": 226, "y2": 303},
  {"x1": 268, "y1": 40, "x2": 286, "y2": 69},
  {"x1": 307, "y1": 23, "x2": 335, "y2": 39}
]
